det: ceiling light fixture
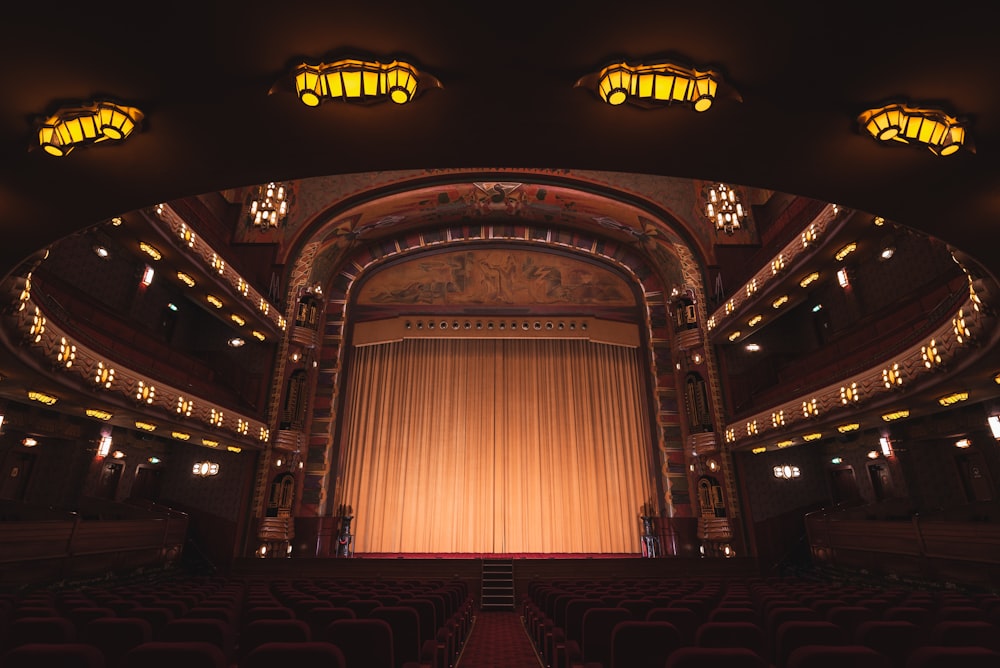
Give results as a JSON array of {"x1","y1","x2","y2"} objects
[
  {"x1": 284, "y1": 58, "x2": 441, "y2": 107},
  {"x1": 577, "y1": 60, "x2": 739, "y2": 111},
  {"x1": 703, "y1": 183, "x2": 747, "y2": 235},
  {"x1": 858, "y1": 102, "x2": 972, "y2": 156},
  {"x1": 35, "y1": 100, "x2": 144, "y2": 157},
  {"x1": 246, "y1": 182, "x2": 292, "y2": 231}
]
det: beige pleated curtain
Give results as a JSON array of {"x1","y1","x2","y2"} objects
[{"x1": 334, "y1": 337, "x2": 656, "y2": 554}]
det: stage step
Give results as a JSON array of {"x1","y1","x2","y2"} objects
[{"x1": 480, "y1": 559, "x2": 515, "y2": 610}]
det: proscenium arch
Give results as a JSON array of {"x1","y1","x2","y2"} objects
[{"x1": 271, "y1": 173, "x2": 737, "y2": 548}]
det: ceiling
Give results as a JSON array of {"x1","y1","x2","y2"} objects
[
  {"x1": 3, "y1": 2, "x2": 1000, "y2": 453},
  {"x1": 2, "y1": 2, "x2": 1000, "y2": 284}
]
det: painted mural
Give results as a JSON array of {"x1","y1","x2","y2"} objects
[{"x1": 357, "y1": 248, "x2": 636, "y2": 306}]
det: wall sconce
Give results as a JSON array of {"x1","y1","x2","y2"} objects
[
  {"x1": 193, "y1": 461, "x2": 220, "y2": 476},
  {"x1": 955, "y1": 438, "x2": 972, "y2": 448},
  {"x1": 703, "y1": 183, "x2": 747, "y2": 234},
  {"x1": 879, "y1": 436, "x2": 893, "y2": 457},
  {"x1": 773, "y1": 465, "x2": 800, "y2": 479},
  {"x1": 988, "y1": 415, "x2": 1000, "y2": 439},
  {"x1": 576, "y1": 60, "x2": 740, "y2": 111},
  {"x1": 858, "y1": 102, "x2": 972, "y2": 156},
  {"x1": 22, "y1": 437, "x2": 37, "y2": 448},
  {"x1": 281, "y1": 58, "x2": 442, "y2": 106},
  {"x1": 97, "y1": 433, "x2": 112, "y2": 458},
  {"x1": 36, "y1": 100, "x2": 143, "y2": 157},
  {"x1": 246, "y1": 182, "x2": 292, "y2": 231}
]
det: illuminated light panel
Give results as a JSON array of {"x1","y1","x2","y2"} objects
[
  {"x1": 835, "y1": 242, "x2": 857, "y2": 261},
  {"x1": 94, "y1": 362, "x2": 115, "y2": 389},
  {"x1": 177, "y1": 272, "x2": 196, "y2": 287},
  {"x1": 994, "y1": 372, "x2": 1000, "y2": 384},
  {"x1": 227, "y1": 446, "x2": 242, "y2": 453},
  {"x1": 748, "y1": 315, "x2": 762, "y2": 327},
  {"x1": 938, "y1": 391, "x2": 969, "y2": 406},
  {"x1": 135, "y1": 381, "x2": 155, "y2": 404},
  {"x1": 28, "y1": 390, "x2": 57, "y2": 405},
  {"x1": 86, "y1": 409, "x2": 112, "y2": 420},
  {"x1": 237, "y1": 278, "x2": 249, "y2": 297},
  {"x1": 176, "y1": 397, "x2": 193, "y2": 417},
  {"x1": 799, "y1": 272, "x2": 819, "y2": 288},
  {"x1": 772, "y1": 295, "x2": 789, "y2": 309},
  {"x1": 171, "y1": 431, "x2": 191, "y2": 440},
  {"x1": 953, "y1": 309, "x2": 972, "y2": 344},
  {"x1": 955, "y1": 438, "x2": 971, "y2": 448},
  {"x1": 178, "y1": 223, "x2": 196, "y2": 247},
  {"x1": 139, "y1": 242, "x2": 161, "y2": 260},
  {"x1": 802, "y1": 398, "x2": 819, "y2": 417},
  {"x1": 837, "y1": 423, "x2": 860, "y2": 433},
  {"x1": 883, "y1": 364, "x2": 903, "y2": 388},
  {"x1": 751, "y1": 446, "x2": 767, "y2": 454},
  {"x1": 728, "y1": 331, "x2": 741, "y2": 341},
  {"x1": 202, "y1": 439, "x2": 220, "y2": 447},
  {"x1": 206, "y1": 295, "x2": 223, "y2": 308},
  {"x1": 211, "y1": 254, "x2": 225, "y2": 274},
  {"x1": 725, "y1": 300, "x2": 734, "y2": 315},
  {"x1": 803, "y1": 433, "x2": 822, "y2": 441},
  {"x1": 210, "y1": 409, "x2": 224, "y2": 427},
  {"x1": 259, "y1": 427, "x2": 270, "y2": 441},
  {"x1": 922, "y1": 339, "x2": 942, "y2": 367},
  {"x1": 258, "y1": 299, "x2": 269, "y2": 315},
  {"x1": 874, "y1": 216, "x2": 885, "y2": 226},
  {"x1": 801, "y1": 225, "x2": 818, "y2": 246},
  {"x1": 746, "y1": 420, "x2": 758, "y2": 436},
  {"x1": 746, "y1": 279, "x2": 757, "y2": 297},
  {"x1": 725, "y1": 428, "x2": 735, "y2": 443},
  {"x1": 776, "y1": 440, "x2": 794, "y2": 448},
  {"x1": 881, "y1": 410, "x2": 910, "y2": 422},
  {"x1": 57, "y1": 337, "x2": 76, "y2": 367},
  {"x1": 30, "y1": 307, "x2": 45, "y2": 342},
  {"x1": 134, "y1": 421, "x2": 157, "y2": 431},
  {"x1": 771, "y1": 255, "x2": 785, "y2": 274},
  {"x1": 251, "y1": 330, "x2": 266, "y2": 341},
  {"x1": 236, "y1": 419, "x2": 249, "y2": 435},
  {"x1": 230, "y1": 314, "x2": 246, "y2": 326},
  {"x1": 840, "y1": 382, "x2": 860, "y2": 404},
  {"x1": 771, "y1": 411, "x2": 785, "y2": 428}
]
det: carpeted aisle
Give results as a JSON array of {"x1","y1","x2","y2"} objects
[{"x1": 455, "y1": 611, "x2": 544, "y2": 668}]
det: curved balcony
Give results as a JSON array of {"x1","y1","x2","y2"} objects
[
  {"x1": 688, "y1": 431, "x2": 719, "y2": 457},
  {"x1": 674, "y1": 328, "x2": 702, "y2": 352}
]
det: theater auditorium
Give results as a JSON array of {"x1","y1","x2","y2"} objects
[{"x1": 1, "y1": 3, "x2": 999, "y2": 667}]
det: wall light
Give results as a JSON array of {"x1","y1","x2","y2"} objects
[
  {"x1": 773, "y1": 465, "x2": 800, "y2": 479},
  {"x1": 858, "y1": 102, "x2": 972, "y2": 156},
  {"x1": 879, "y1": 436, "x2": 893, "y2": 457},
  {"x1": 36, "y1": 100, "x2": 144, "y2": 157},
  {"x1": 577, "y1": 60, "x2": 739, "y2": 111},
  {"x1": 193, "y1": 461, "x2": 220, "y2": 477},
  {"x1": 285, "y1": 58, "x2": 441, "y2": 106},
  {"x1": 988, "y1": 415, "x2": 1000, "y2": 439},
  {"x1": 955, "y1": 438, "x2": 972, "y2": 448}
]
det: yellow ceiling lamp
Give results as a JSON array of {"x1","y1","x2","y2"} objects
[
  {"x1": 858, "y1": 102, "x2": 972, "y2": 156},
  {"x1": 576, "y1": 59, "x2": 740, "y2": 111},
  {"x1": 286, "y1": 58, "x2": 442, "y2": 106},
  {"x1": 36, "y1": 100, "x2": 143, "y2": 157}
]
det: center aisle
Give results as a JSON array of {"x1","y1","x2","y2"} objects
[{"x1": 455, "y1": 611, "x2": 544, "y2": 668}]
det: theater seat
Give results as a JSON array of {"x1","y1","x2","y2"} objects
[
  {"x1": 787, "y1": 644, "x2": 891, "y2": 668},
  {"x1": 121, "y1": 641, "x2": 227, "y2": 668},
  {"x1": 1, "y1": 642, "x2": 106, "y2": 668},
  {"x1": 904, "y1": 645, "x2": 1000, "y2": 668},
  {"x1": 239, "y1": 641, "x2": 346, "y2": 668},
  {"x1": 664, "y1": 646, "x2": 769, "y2": 668}
]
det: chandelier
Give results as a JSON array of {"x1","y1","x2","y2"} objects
[
  {"x1": 246, "y1": 182, "x2": 292, "y2": 230},
  {"x1": 703, "y1": 183, "x2": 746, "y2": 235}
]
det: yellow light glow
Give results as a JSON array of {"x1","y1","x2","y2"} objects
[
  {"x1": 177, "y1": 272, "x2": 196, "y2": 287},
  {"x1": 139, "y1": 242, "x2": 161, "y2": 260},
  {"x1": 938, "y1": 392, "x2": 969, "y2": 406},
  {"x1": 859, "y1": 102, "x2": 969, "y2": 156},
  {"x1": 231, "y1": 314, "x2": 246, "y2": 326},
  {"x1": 171, "y1": 431, "x2": 190, "y2": 440},
  {"x1": 751, "y1": 447, "x2": 766, "y2": 454},
  {"x1": 748, "y1": 315, "x2": 762, "y2": 327},
  {"x1": 799, "y1": 272, "x2": 819, "y2": 288},
  {"x1": 772, "y1": 295, "x2": 789, "y2": 309},
  {"x1": 837, "y1": 423, "x2": 860, "y2": 433},
  {"x1": 134, "y1": 421, "x2": 157, "y2": 431},
  {"x1": 835, "y1": 242, "x2": 857, "y2": 261},
  {"x1": 728, "y1": 331, "x2": 741, "y2": 341},
  {"x1": 593, "y1": 61, "x2": 722, "y2": 111},
  {"x1": 86, "y1": 409, "x2": 112, "y2": 420},
  {"x1": 776, "y1": 440, "x2": 794, "y2": 448},
  {"x1": 293, "y1": 59, "x2": 424, "y2": 106},
  {"x1": 202, "y1": 439, "x2": 219, "y2": 447},
  {"x1": 206, "y1": 295, "x2": 223, "y2": 308},
  {"x1": 37, "y1": 101, "x2": 143, "y2": 156},
  {"x1": 227, "y1": 446, "x2": 242, "y2": 453},
  {"x1": 252, "y1": 330, "x2": 266, "y2": 341},
  {"x1": 803, "y1": 433, "x2": 822, "y2": 441},
  {"x1": 881, "y1": 410, "x2": 910, "y2": 421},
  {"x1": 28, "y1": 390, "x2": 58, "y2": 405}
]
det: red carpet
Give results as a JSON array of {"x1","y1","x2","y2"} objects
[{"x1": 456, "y1": 611, "x2": 543, "y2": 668}]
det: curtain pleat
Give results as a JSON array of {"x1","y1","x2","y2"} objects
[{"x1": 335, "y1": 337, "x2": 655, "y2": 554}]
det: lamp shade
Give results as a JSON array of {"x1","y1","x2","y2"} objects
[
  {"x1": 859, "y1": 102, "x2": 970, "y2": 155},
  {"x1": 583, "y1": 59, "x2": 736, "y2": 111},
  {"x1": 36, "y1": 101, "x2": 143, "y2": 156},
  {"x1": 290, "y1": 58, "x2": 436, "y2": 106}
]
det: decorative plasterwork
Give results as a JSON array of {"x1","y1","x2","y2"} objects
[
  {"x1": 723, "y1": 281, "x2": 991, "y2": 450},
  {"x1": 8, "y1": 287, "x2": 269, "y2": 448}
]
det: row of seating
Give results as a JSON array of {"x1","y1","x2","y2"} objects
[
  {"x1": 0, "y1": 575, "x2": 474, "y2": 668},
  {"x1": 520, "y1": 575, "x2": 1000, "y2": 668}
]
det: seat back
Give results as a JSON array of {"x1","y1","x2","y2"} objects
[
  {"x1": 324, "y1": 618, "x2": 394, "y2": 668},
  {"x1": 581, "y1": 607, "x2": 632, "y2": 667},
  {"x1": 1, "y1": 642, "x2": 106, "y2": 668},
  {"x1": 665, "y1": 646, "x2": 769, "y2": 668},
  {"x1": 610, "y1": 620, "x2": 682, "y2": 668},
  {"x1": 85, "y1": 617, "x2": 153, "y2": 668},
  {"x1": 240, "y1": 641, "x2": 346, "y2": 668},
  {"x1": 121, "y1": 641, "x2": 227, "y2": 668},
  {"x1": 786, "y1": 644, "x2": 891, "y2": 668}
]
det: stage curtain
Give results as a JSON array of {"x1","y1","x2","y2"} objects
[{"x1": 334, "y1": 337, "x2": 656, "y2": 554}]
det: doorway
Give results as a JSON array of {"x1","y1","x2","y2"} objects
[
  {"x1": 96, "y1": 461, "x2": 124, "y2": 500},
  {"x1": 867, "y1": 463, "x2": 891, "y2": 501},
  {"x1": 955, "y1": 451, "x2": 994, "y2": 503},
  {"x1": 131, "y1": 465, "x2": 163, "y2": 502},
  {"x1": 828, "y1": 466, "x2": 860, "y2": 505},
  {"x1": 0, "y1": 451, "x2": 36, "y2": 501}
]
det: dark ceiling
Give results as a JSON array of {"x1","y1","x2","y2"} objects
[{"x1": 2, "y1": 2, "x2": 1000, "y2": 285}]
